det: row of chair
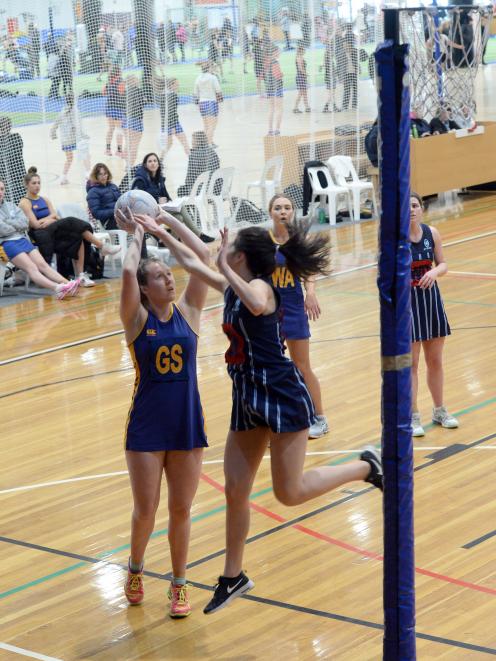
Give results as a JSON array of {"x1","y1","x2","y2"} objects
[{"x1": 308, "y1": 156, "x2": 378, "y2": 225}]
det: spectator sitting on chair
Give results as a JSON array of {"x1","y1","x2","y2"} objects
[
  {"x1": 429, "y1": 107, "x2": 460, "y2": 135},
  {"x1": 177, "y1": 131, "x2": 219, "y2": 197},
  {"x1": 410, "y1": 107, "x2": 431, "y2": 137},
  {"x1": 132, "y1": 152, "x2": 214, "y2": 242},
  {"x1": 86, "y1": 163, "x2": 121, "y2": 230},
  {"x1": 0, "y1": 178, "x2": 79, "y2": 299},
  {"x1": 19, "y1": 166, "x2": 118, "y2": 287}
]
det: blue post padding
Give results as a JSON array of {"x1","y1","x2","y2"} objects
[{"x1": 376, "y1": 39, "x2": 416, "y2": 661}]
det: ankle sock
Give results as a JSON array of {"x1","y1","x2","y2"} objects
[
  {"x1": 129, "y1": 558, "x2": 143, "y2": 573},
  {"x1": 172, "y1": 576, "x2": 186, "y2": 586}
]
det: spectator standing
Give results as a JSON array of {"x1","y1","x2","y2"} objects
[
  {"x1": 293, "y1": 45, "x2": 310, "y2": 113},
  {"x1": 104, "y1": 65, "x2": 126, "y2": 156},
  {"x1": 280, "y1": 8, "x2": 292, "y2": 50},
  {"x1": 166, "y1": 20, "x2": 177, "y2": 63},
  {"x1": 0, "y1": 116, "x2": 26, "y2": 205},
  {"x1": 27, "y1": 23, "x2": 41, "y2": 78},
  {"x1": 158, "y1": 77, "x2": 190, "y2": 157},
  {"x1": 96, "y1": 28, "x2": 109, "y2": 81},
  {"x1": 122, "y1": 76, "x2": 145, "y2": 166},
  {"x1": 157, "y1": 21, "x2": 167, "y2": 64},
  {"x1": 193, "y1": 62, "x2": 223, "y2": 147},
  {"x1": 220, "y1": 17, "x2": 234, "y2": 72},
  {"x1": 341, "y1": 33, "x2": 358, "y2": 111},
  {"x1": 50, "y1": 92, "x2": 91, "y2": 184},
  {"x1": 264, "y1": 45, "x2": 284, "y2": 136},
  {"x1": 176, "y1": 23, "x2": 187, "y2": 63}
]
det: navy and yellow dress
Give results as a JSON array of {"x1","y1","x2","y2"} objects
[
  {"x1": 410, "y1": 223, "x2": 450, "y2": 343},
  {"x1": 223, "y1": 286, "x2": 314, "y2": 433},
  {"x1": 270, "y1": 243, "x2": 310, "y2": 340},
  {"x1": 125, "y1": 304, "x2": 208, "y2": 451}
]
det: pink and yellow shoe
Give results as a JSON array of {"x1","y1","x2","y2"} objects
[
  {"x1": 124, "y1": 568, "x2": 144, "y2": 605},
  {"x1": 55, "y1": 278, "x2": 80, "y2": 300},
  {"x1": 168, "y1": 582, "x2": 191, "y2": 618}
]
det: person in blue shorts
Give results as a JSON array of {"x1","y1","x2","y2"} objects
[
  {"x1": 116, "y1": 207, "x2": 211, "y2": 618},
  {"x1": 264, "y1": 44, "x2": 284, "y2": 136},
  {"x1": 193, "y1": 61, "x2": 223, "y2": 147},
  {"x1": 158, "y1": 77, "x2": 190, "y2": 157},
  {"x1": 0, "y1": 178, "x2": 79, "y2": 299},
  {"x1": 133, "y1": 212, "x2": 383, "y2": 616},
  {"x1": 104, "y1": 65, "x2": 125, "y2": 156},
  {"x1": 409, "y1": 192, "x2": 458, "y2": 437},
  {"x1": 269, "y1": 195, "x2": 329, "y2": 438}
]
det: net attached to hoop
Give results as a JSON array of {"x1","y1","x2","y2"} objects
[{"x1": 399, "y1": 6, "x2": 492, "y2": 126}]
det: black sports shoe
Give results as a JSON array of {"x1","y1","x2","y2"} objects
[
  {"x1": 203, "y1": 572, "x2": 254, "y2": 614},
  {"x1": 200, "y1": 233, "x2": 215, "y2": 243},
  {"x1": 360, "y1": 445, "x2": 383, "y2": 492}
]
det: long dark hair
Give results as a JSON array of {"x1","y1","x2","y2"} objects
[
  {"x1": 142, "y1": 152, "x2": 163, "y2": 182},
  {"x1": 233, "y1": 223, "x2": 330, "y2": 281}
]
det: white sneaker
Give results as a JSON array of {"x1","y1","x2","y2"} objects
[
  {"x1": 411, "y1": 412, "x2": 425, "y2": 437},
  {"x1": 100, "y1": 243, "x2": 121, "y2": 256},
  {"x1": 432, "y1": 406, "x2": 459, "y2": 429},
  {"x1": 77, "y1": 272, "x2": 95, "y2": 287},
  {"x1": 59, "y1": 175, "x2": 69, "y2": 185},
  {"x1": 308, "y1": 415, "x2": 329, "y2": 439}
]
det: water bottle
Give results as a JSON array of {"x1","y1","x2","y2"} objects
[
  {"x1": 318, "y1": 208, "x2": 326, "y2": 224},
  {"x1": 411, "y1": 124, "x2": 419, "y2": 139}
]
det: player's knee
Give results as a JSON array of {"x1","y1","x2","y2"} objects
[
  {"x1": 273, "y1": 483, "x2": 301, "y2": 507},
  {"x1": 133, "y1": 500, "x2": 159, "y2": 520},
  {"x1": 168, "y1": 501, "x2": 191, "y2": 521},
  {"x1": 225, "y1": 478, "x2": 251, "y2": 504}
]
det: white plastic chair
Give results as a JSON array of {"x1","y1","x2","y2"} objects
[
  {"x1": 306, "y1": 166, "x2": 352, "y2": 226},
  {"x1": 146, "y1": 235, "x2": 171, "y2": 264},
  {"x1": 181, "y1": 171, "x2": 211, "y2": 236},
  {"x1": 206, "y1": 166, "x2": 235, "y2": 232},
  {"x1": 327, "y1": 155, "x2": 378, "y2": 221},
  {"x1": 246, "y1": 155, "x2": 283, "y2": 209}
]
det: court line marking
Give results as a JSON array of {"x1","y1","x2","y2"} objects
[
  {"x1": 463, "y1": 529, "x2": 496, "y2": 550},
  {"x1": 3, "y1": 226, "x2": 496, "y2": 365},
  {"x1": 1, "y1": 532, "x2": 496, "y2": 656},
  {"x1": 2, "y1": 432, "x2": 496, "y2": 602},
  {"x1": 0, "y1": 642, "x2": 63, "y2": 661},
  {"x1": 1, "y1": 445, "x2": 496, "y2": 496},
  {"x1": 449, "y1": 270, "x2": 496, "y2": 278}
]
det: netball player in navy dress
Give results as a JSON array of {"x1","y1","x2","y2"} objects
[
  {"x1": 269, "y1": 195, "x2": 328, "y2": 438},
  {"x1": 410, "y1": 192, "x2": 458, "y2": 436},
  {"x1": 116, "y1": 208, "x2": 210, "y2": 618},
  {"x1": 134, "y1": 213, "x2": 383, "y2": 616}
]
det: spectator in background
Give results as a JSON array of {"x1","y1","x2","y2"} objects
[
  {"x1": 280, "y1": 8, "x2": 292, "y2": 50},
  {"x1": 252, "y1": 24, "x2": 265, "y2": 97},
  {"x1": 86, "y1": 163, "x2": 121, "y2": 230},
  {"x1": 131, "y1": 152, "x2": 212, "y2": 241},
  {"x1": 157, "y1": 21, "x2": 166, "y2": 64},
  {"x1": 104, "y1": 65, "x2": 125, "y2": 156},
  {"x1": 453, "y1": 103, "x2": 476, "y2": 129},
  {"x1": 122, "y1": 76, "x2": 145, "y2": 166},
  {"x1": 50, "y1": 92, "x2": 91, "y2": 184},
  {"x1": 220, "y1": 16, "x2": 234, "y2": 72},
  {"x1": 429, "y1": 107, "x2": 460, "y2": 134},
  {"x1": 301, "y1": 12, "x2": 312, "y2": 48},
  {"x1": 410, "y1": 107, "x2": 431, "y2": 137},
  {"x1": 293, "y1": 45, "x2": 310, "y2": 113},
  {"x1": 27, "y1": 23, "x2": 41, "y2": 78},
  {"x1": 96, "y1": 28, "x2": 109, "y2": 81},
  {"x1": 176, "y1": 23, "x2": 187, "y2": 63},
  {"x1": 264, "y1": 45, "x2": 284, "y2": 136},
  {"x1": 177, "y1": 131, "x2": 220, "y2": 197},
  {"x1": 0, "y1": 116, "x2": 26, "y2": 205},
  {"x1": 193, "y1": 61, "x2": 223, "y2": 147},
  {"x1": 322, "y1": 29, "x2": 339, "y2": 113},
  {"x1": 341, "y1": 33, "x2": 359, "y2": 110},
  {"x1": 166, "y1": 20, "x2": 177, "y2": 63},
  {"x1": 111, "y1": 27, "x2": 125, "y2": 65},
  {"x1": 157, "y1": 77, "x2": 190, "y2": 157},
  {"x1": 208, "y1": 29, "x2": 223, "y2": 79}
]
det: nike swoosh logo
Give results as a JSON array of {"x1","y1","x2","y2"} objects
[{"x1": 226, "y1": 578, "x2": 244, "y2": 594}]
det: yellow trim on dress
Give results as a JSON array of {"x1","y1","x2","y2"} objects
[{"x1": 123, "y1": 342, "x2": 141, "y2": 450}]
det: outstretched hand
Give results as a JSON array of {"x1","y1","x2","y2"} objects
[
  {"x1": 134, "y1": 213, "x2": 162, "y2": 234},
  {"x1": 116, "y1": 207, "x2": 138, "y2": 234},
  {"x1": 215, "y1": 228, "x2": 229, "y2": 273}
]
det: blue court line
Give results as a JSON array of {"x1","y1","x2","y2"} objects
[{"x1": 1, "y1": 397, "x2": 494, "y2": 599}]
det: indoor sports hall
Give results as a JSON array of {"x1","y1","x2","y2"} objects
[{"x1": 1, "y1": 1, "x2": 495, "y2": 659}]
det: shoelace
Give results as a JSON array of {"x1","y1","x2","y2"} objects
[
  {"x1": 169, "y1": 584, "x2": 190, "y2": 604},
  {"x1": 127, "y1": 573, "x2": 142, "y2": 592}
]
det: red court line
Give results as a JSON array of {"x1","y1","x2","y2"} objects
[{"x1": 200, "y1": 472, "x2": 496, "y2": 596}]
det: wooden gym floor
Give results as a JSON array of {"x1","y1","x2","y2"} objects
[{"x1": 0, "y1": 196, "x2": 495, "y2": 660}]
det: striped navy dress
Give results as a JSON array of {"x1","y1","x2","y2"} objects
[
  {"x1": 410, "y1": 223, "x2": 450, "y2": 343},
  {"x1": 222, "y1": 285, "x2": 315, "y2": 433}
]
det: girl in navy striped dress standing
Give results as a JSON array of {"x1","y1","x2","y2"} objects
[{"x1": 410, "y1": 192, "x2": 459, "y2": 436}]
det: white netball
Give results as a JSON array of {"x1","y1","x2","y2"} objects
[{"x1": 115, "y1": 190, "x2": 159, "y2": 218}]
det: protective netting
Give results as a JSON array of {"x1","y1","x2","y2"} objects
[
  {"x1": 398, "y1": 6, "x2": 492, "y2": 126},
  {"x1": 0, "y1": 2, "x2": 492, "y2": 227}
]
